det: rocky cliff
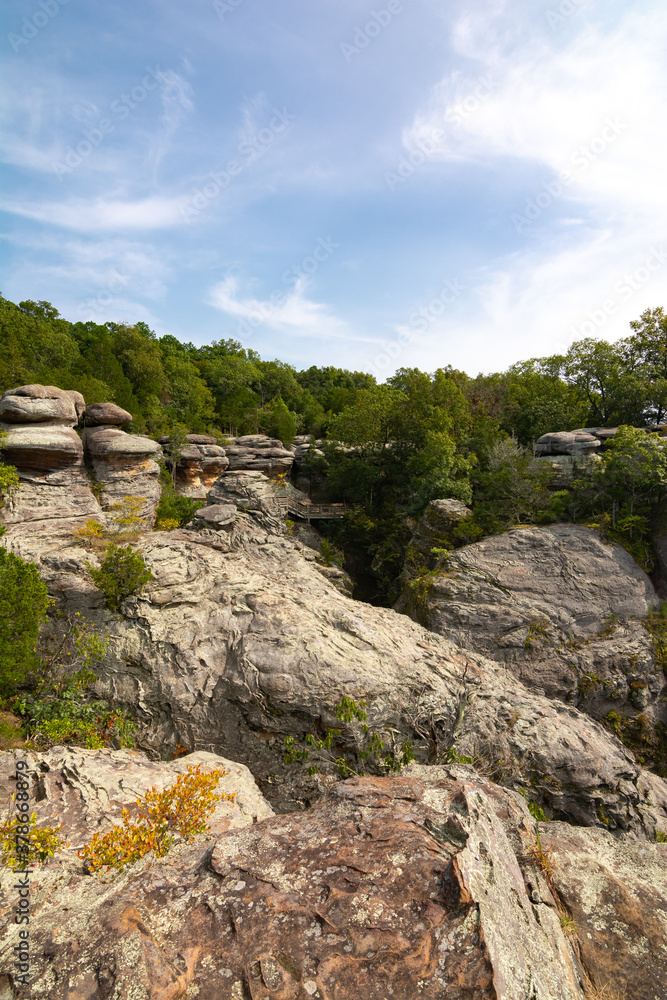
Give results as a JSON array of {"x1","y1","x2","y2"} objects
[{"x1": 2, "y1": 385, "x2": 667, "y2": 997}]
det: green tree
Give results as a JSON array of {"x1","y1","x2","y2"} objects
[
  {"x1": 595, "y1": 425, "x2": 667, "y2": 523},
  {"x1": 0, "y1": 548, "x2": 51, "y2": 696},
  {"x1": 268, "y1": 396, "x2": 297, "y2": 446}
]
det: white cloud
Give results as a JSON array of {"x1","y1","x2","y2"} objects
[
  {"x1": 1, "y1": 195, "x2": 188, "y2": 231},
  {"x1": 393, "y1": 1, "x2": 667, "y2": 371},
  {"x1": 208, "y1": 275, "x2": 371, "y2": 342}
]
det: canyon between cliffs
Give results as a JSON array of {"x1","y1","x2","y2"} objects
[{"x1": 0, "y1": 384, "x2": 666, "y2": 1000}]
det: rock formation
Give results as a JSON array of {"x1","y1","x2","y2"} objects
[
  {"x1": 2, "y1": 464, "x2": 663, "y2": 834},
  {"x1": 0, "y1": 384, "x2": 102, "y2": 560},
  {"x1": 82, "y1": 426, "x2": 162, "y2": 528},
  {"x1": 396, "y1": 523, "x2": 667, "y2": 771},
  {"x1": 1, "y1": 758, "x2": 665, "y2": 999},
  {"x1": 3, "y1": 384, "x2": 667, "y2": 993},
  {"x1": 225, "y1": 434, "x2": 295, "y2": 475},
  {"x1": 159, "y1": 433, "x2": 229, "y2": 498},
  {"x1": 0, "y1": 746, "x2": 273, "y2": 850}
]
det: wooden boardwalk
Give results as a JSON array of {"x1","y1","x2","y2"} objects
[{"x1": 275, "y1": 497, "x2": 352, "y2": 520}]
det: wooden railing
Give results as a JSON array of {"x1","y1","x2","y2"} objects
[{"x1": 274, "y1": 497, "x2": 352, "y2": 520}]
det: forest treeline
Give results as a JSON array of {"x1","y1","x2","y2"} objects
[
  {"x1": 2, "y1": 294, "x2": 667, "y2": 601},
  {"x1": 2, "y1": 295, "x2": 667, "y2": 443}
]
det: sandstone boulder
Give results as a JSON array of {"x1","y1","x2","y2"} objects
[
  {"x1": 186, "y1": 433, "x2": 218, "y2": 445},
  {"x1": 0, "y1": 768, "x2": 596, "y2": 999},
  {"x1": 191, "y1": 503, "x2": 237, "y2": 529},
  {"x1": 408, "y1": 498, "x2": 473, "y2": 560},
  {"x1": 225, "y1": 434, "x2": 295, "y2": 475},
  {"x1": 83, "y1": 402, "x2": 133, "y2": 426},
  {"x1": 0, "y1": 424, "x2": 83, "y2": 474},
  {"x1": 0, "y1": 384, "x2": 78, "y2": 425},
  {"x1": 534, "y1": 431, "x2": 601, "y2": 457},
  {"x1": 82, "y1": 426, "x2": 162, "y2": 527},
  {"x1": 396, "y1": 524, "x2": 666, "y2": 769},
  {"x1": 206, "y1": 469, "x2": 285, "y2": 534}
]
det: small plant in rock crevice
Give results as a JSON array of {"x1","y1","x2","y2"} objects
[
  {"x1": 283, "y1": 696, "x2": 415, "y2": 778},
  {"x1": 79, "y1": 765, "x2": 234, "y2": 873},
  {"x1": 0, "y1": 800, "x2": 62, "y2": 869}
]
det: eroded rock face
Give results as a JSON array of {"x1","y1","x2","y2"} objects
[
  {"x1": 225, "y1": 434, "x2": 295, "y2": 475},
  {"x1": 12, "y1": 505, "x2": 660, "y2": 835},
  {"x1": 0, "y1": 424, "x2": 83, "y2": 474},
  {"x1": 158, "y1": 436, "x2": 230, "y2": 497},
  {"x1": 206, "y1": 469, "x2": 285, "y2": 534},
  {"x1": 396, "y1": 524, "x2": 666, "y2": 756},
  {"x1": 408, "y1": 498, "x2": 473, "y2": 560},
  {"x1": 191, "y1": 503, "x2": 237, "y2": 528},
  {"x1": 535, "y1": 431, "x2": 601, "y2": 456},
  {"x1": 0, "y1": 768, "x2": 595, "y2": 1000},
  {"x1": 82, "y1": 426, "x2": 162, "y2": 527},
  {"x1": 541, "y1": 822, "x2": 667, "y2": 1000}
]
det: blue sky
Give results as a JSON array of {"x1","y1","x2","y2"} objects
[{"x1": 2, "y1": 0, "x2": 666, "y2": 379}]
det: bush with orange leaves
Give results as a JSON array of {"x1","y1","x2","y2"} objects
[{"x1": 79, "y1": 765, "x2": 235, "y2": 873}]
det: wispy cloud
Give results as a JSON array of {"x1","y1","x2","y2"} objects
[
  {"x1": 208, "y1": 274, "x2": 367, "y2": 342},
  {"x1": 1, "y1": 194, "x2": 189, "y2": 231}
]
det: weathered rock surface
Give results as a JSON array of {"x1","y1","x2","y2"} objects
[
  {"x1": 396, "y1": 524, "x2": 666, "y2": 758},
  {"x1": 0, "y1": 424, "x2": 83, "y2": 474},
  {"x1": 408, "y1": 498, "x2": 473, "y2": 560},
  {"x1": 540, "y1": 821, "x2": 667, "y2": 1000},
  {"x1": 82, "y1": 426, "x2": 162, "y2": 526},
  {"x1": 534, "y1": 431, "x2": 601, "y2": 457},
  {"x1": 158, "y1": 435, "x2": 230, "y2": 497},
  {"x1": 0, "y1": 384, "x2": 79, "y2": 425},
  {"x1": 225, "y1": 433, "x2": 295, "y2": 475},
  {"x1": 0, "y1": 747, "x2": 273, "y2": 849},
  {"x1": 0, "y1": 768, "x2": 601, "y2": 999},
  {"x1": 83, "y1": 402, "x2": 133, "y2": 426},
  {"x1": 191, "y1": 503, "x2": 237, "y2": 529},
  {"x1": 5, "y1": 490, "x2": 660, "y2": 835},
  {"x1": 206, "y1": 469, "x2": 286, "y2": 534},
  {"x1": 175, "y1": 444, "x2": 229, "y2": 495}
]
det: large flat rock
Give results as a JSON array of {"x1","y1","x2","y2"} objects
[{"x1": 0, "y1": 769, "x2": 594, "y2": 999}]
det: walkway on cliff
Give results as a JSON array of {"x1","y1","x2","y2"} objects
[{"x1": 274, "y1": 496, "x2": 353, "y2": 520}]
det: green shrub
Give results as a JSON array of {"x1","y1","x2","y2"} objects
[
  {"x1": 89, "y1": 543, "x2": 153, "y2": 611},
  {"x1": 154, "y1": 482, "x2": 204, "y2": 528},
  {"x1": 0, "y1": 548, "x2": 51, "y2": 697},
  {"x1": 13, "y1": 611, "x2": 135, "y2": 750},
  {"x1": 284, "y1": 696, "x2": 415, "y2": 778}
]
